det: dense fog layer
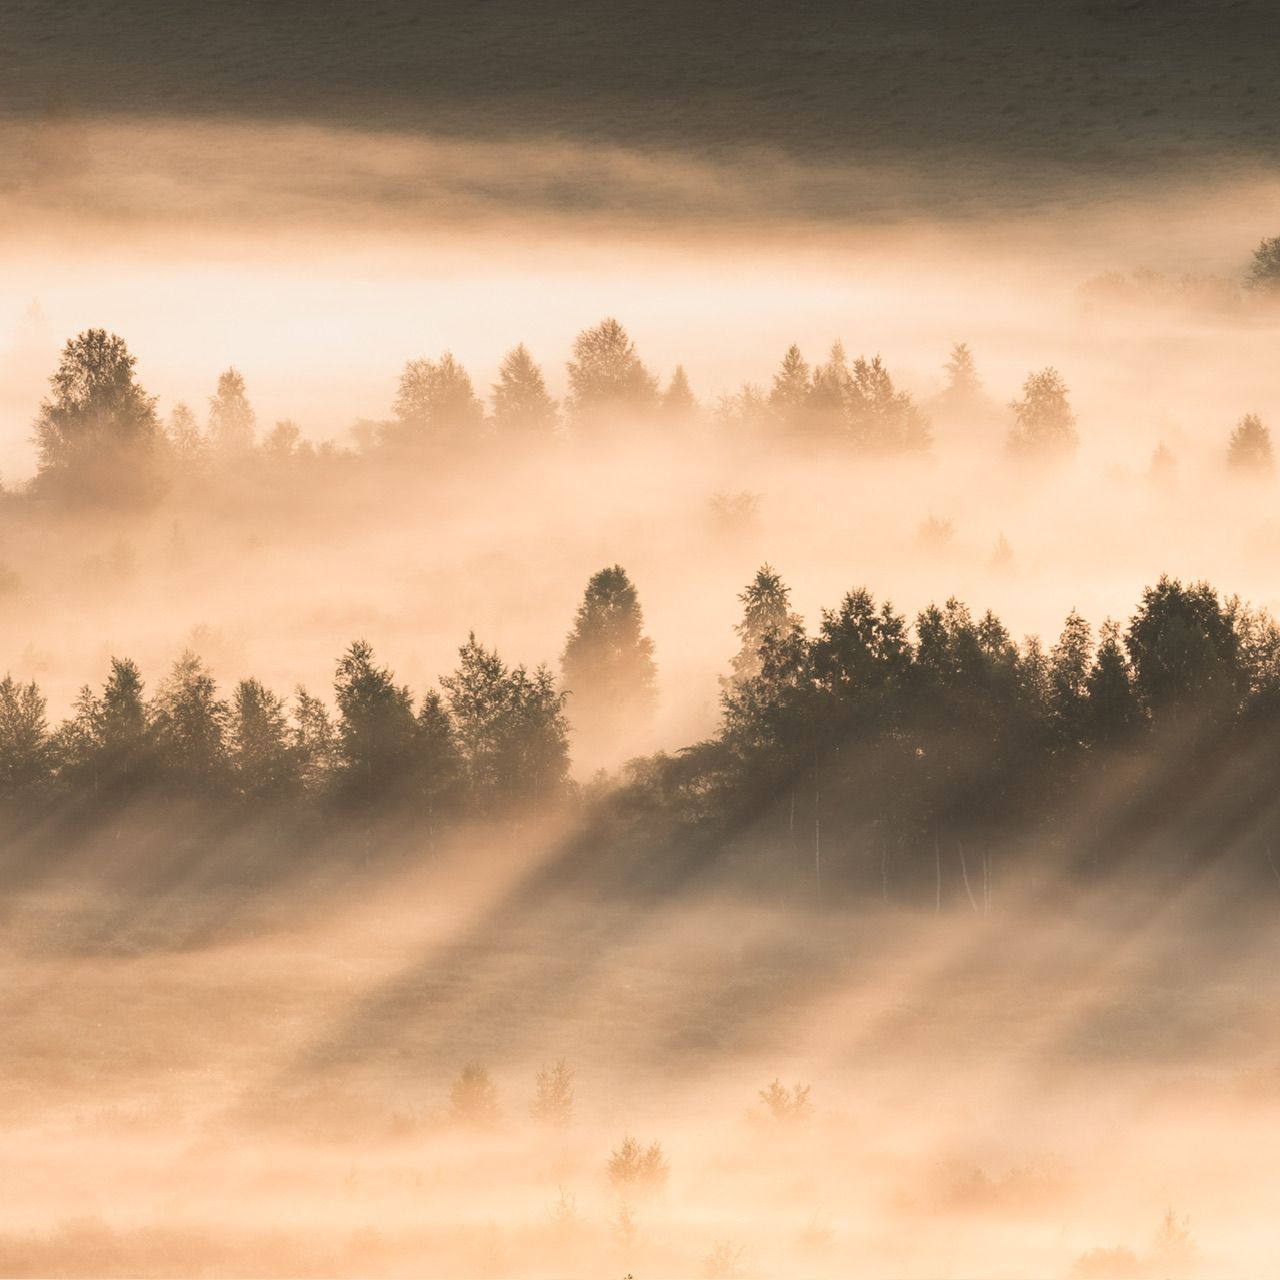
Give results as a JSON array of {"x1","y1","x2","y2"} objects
[{"x1": 2, "y1": 110, "x2": 1280, "y2": 1278}]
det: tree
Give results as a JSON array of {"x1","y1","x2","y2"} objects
[
  {"x1": 293, "y1": 686, "x2": 337, "y2": 794},
  {"x1": 1246, "y1": 235, "x2": 1280, "y2": 291},
  {"x1": 33, "y1": 329, "x2": 163, "y2": 505},
  {"x1": 1008, "y1": 367, "x2": 1077, "y2": 458},
  {"x1": 450, "y1": 1061, "x2": 500, "y2": 1127},
  {"x1": 560, "y1": 566, "x2": 657, "y2": 756},
  {"x1": 415, "y1": 689, "x2": 461, "y2": 817},
  {"x1": 1125, "y1": 577, "x2": 1241, "y2": 735},
  {"x1": 490, "y1": 344, "x2": 558, "y2": 441},
  {"x1": 57, "y1": 657, "x2": 153, "y2": 795},
  {"x1": 846, "y1": 354, "x2": 931, "y2": 454},
  {"x1": 607, "y1": 1136, "x2": 668, "y2": 1192},
  {"x1": 0, "y1": 676, "x2": 52, "y2": 800},
  {"x1": 392, "y1": 352, "x2": 486, "y2": 450},
  {"x1": 1148, "y1": 442, "x2": 1176, "y2": 484},
  {"x1": 150, "y1": 652, "x2": 230, "y2": 795},
  {"x1": 229, "y1": 678, "x2": 297, "y2": 800},
  {"x1": 939, "y1": 341, "x2": 983, "y2": 413},
  {"x1": 1226, "y1": 413, "x2": 1274, "y2": 476},
  {"x1": 768, "y1": 344, "x2": 812, "y2": 437},
  {"x1": 532, "y1": 1059, "x2": 574, "y2": 1127},
  {"x1": 166, "y1": 402, "x2": 205, "y2": 472},
  {"x1": 565, "y1": 318, "x2": 658, "y2": 433},
  {"x1": 1049, "y1": 610, "x2": 1093, "y2": 746},
  {"x1": 660, "y1": 365, "x2": 698, "y2": 422},
  {"x1": 725, "y1": 566, "x2": 801, "y2": 689},
  {"x1": 207, "y1": 367, "x2": 257, "y2": 455},
  {"x1": 442, "y1": 635, "x2": 570, "y2": 810},
  {"x1": 333, "y1": 641, "x2": 417, "y2": 801}
]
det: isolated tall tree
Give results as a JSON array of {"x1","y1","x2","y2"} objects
[
  {"x1": 150, "y1": 652, "x2": 230, "y2": 795},
  {"x1": 0, "y1": 676, "x2": 52, "y2": 799},
  {"x1": 1246, "y1": 235, "x2": 1280, "y2": 292},
  {"x1": 207, "y1": 367, "x2": 257, "y2": 455},
  {"x1": 392, "y1": 352, "x2": 486, "y2": 450},
  {"x1": 565, "y1": 318, "x2": 658, "y2": 433},
  {"x1": 561, "y1": 566, "x2": 657, "y2": 753},
  {"x1": 333, "y1": 641, "x2": 417, "y2": 801},
  {"x1": 1226, "y1": 413, "x2": 1274, "y2": 476},
  {"x1": 33, "y1": 329, "x2": 163, "y2": 505},
  {"x1": 1007, "y1": 367, "x2": 1077, "y2": 458},
  {"x1": 490, "y1": 344, "x2": 558, "y2": 441},
  {"x1": 938, "y1": 341, "x2": 983, "y2": 415}
]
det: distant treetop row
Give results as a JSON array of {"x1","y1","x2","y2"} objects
[{"x1": 21, "y1": 318, "x2": 1276, "y2": 507}]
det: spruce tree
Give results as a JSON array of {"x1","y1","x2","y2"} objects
[
  {"x1": 491, "y1": 344, "x2": 558, "y2": 441},
  {"x1": 560, "y1": 566, "x2": 657, "y2": 755},
  {"x1": 1226, "y1": 413, "x2": 1274, "y2": 476}
]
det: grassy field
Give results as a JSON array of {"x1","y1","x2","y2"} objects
[{"x1": 1, "y1": 834, "x2": 1279, "y2": 1276}]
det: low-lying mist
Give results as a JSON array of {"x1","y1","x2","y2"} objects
[{"x1": 3, "y1": 110, "x2": 1280, "y2": 1279}]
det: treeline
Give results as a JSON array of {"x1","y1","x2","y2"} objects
[
  {"x1": 6, "y1": 568, "x2": 1280, "y2": 900},
  {"x1": 20, "y1": 324, "x2": 1276, "y2": 512},
  {"x1": 0, "y1": 635, "x2": 570, "y2": 824},
  {"x1": 609, "y1": 570, "x2": 1280, "y2": 899}
]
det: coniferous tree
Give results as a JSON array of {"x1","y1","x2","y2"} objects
[
  {"x1": 490, "y1": 344, "x2": 558, "y2": 442},
  {"x1": 565, "y1": 318, "x2": 658, "y2": 433},
  {"x1": 660, "y1": 365, "x2": 698, "y2": 422},
  {"x1": 939, "y1": 342, "x2": 983, "y2": 413},
  {"x1": 1226, "y1": 413, "x2": 1274, "y2": 476},
  {"x1": 0, "y1": 676, "x2": 52, "y2": 800},
  {"x1": 1148, "y1": 442, "x2": 1177, "y2": 485},
  {"x1": 415, "y1": 689, "x2": 462, "y2": 817},
  {"x1": 768, "y1": 344, "x2": 812, "y2": 438},
  {"x1": 333, "y1": 641, "x2": 417, "y2": 801},
  {"x1": 1087, "y1": 619, "x2": 1142, "y2": 747},
  {"x1": 150, "y1": 652, "x2": 230, "y2": 796},
  {"x1": 808, "y1": 342, "x2": 850, "y2": 444},
  {"x1": 33, "y1": 329, "x2": 163, "y2": 505},
  {"x1": 560, "y1": 566, "x2": 657, "y2": 755},
  {"x1": 207, "y1": 367, "x2": 257, "y2": 456},
  {"x1": 1049, "y1": 610, "x2": 1093, "y2": 746},
  {"x1": 1008, "y1": 367, "x2": 1077, "y2": 458}
]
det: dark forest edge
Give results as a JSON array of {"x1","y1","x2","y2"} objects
[{"x1": 6, "y1": 564, "x2": 1280, "y2": 908}]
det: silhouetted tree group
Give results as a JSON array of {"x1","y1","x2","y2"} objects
[
  {"x1": 0, "y1": 635, "x2": 570, "y2": 827},
  {"x1": 613, "y1": 571, "x2": 1280, "y2": 900}
]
